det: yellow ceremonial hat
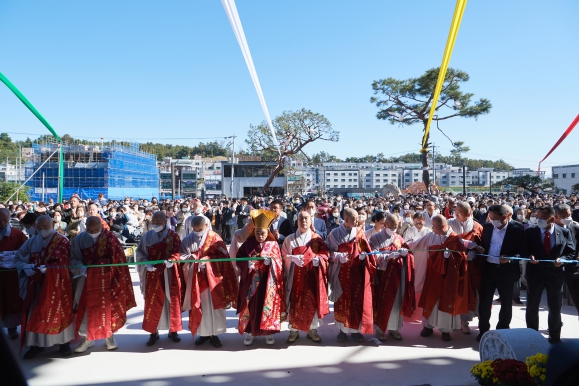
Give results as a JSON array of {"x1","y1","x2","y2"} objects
[{"x1": 250, "y1": 209, "x2": 276, "y2": 229}]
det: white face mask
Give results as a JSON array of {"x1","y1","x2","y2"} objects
[
  {"x1": 41, "y1": 228, "x2": 55, "y2": 239},
  {"x1": 332, "y1": 212, "x2": 340, "y2": 218},
  {"x1": 89, "y1": 230, "x2": 101, "y2": 239},
  {"x1": 385, "y1": 228, "x2": 395, "y2": 236},
  {"x1": 517, "y1": 214, "x2": 524, "y2": 220},
  {"x1": 560, "y1": 217, "x2": 573, "y2": 227},
  {"x1": 537, "y1": 219, "x2": 550, "y2": 229},
  {"x1": 404, "y1": 217, "x2": 412, "y2": 224},
  {"x1": 308, "y1": 209, "x2": 316, "y2": 217},
  {"x1": 193, "y1": 230, "x2": 205, "y2": 238},
  {"x1": 490, "y1": 220, "x2": 503, "y2": 228},
  {"x1": 529, "y1": 216, "x2": 538, "y2": 225},
  {"x1": 194, "y1": 207, "x2": 203, "y2": 215},
  {"x1": 404, "y1": 205, "x2": 409, "y2": 210},
  {"x1": 153, "y1": 225, "x2": 165, "y2": 233}
]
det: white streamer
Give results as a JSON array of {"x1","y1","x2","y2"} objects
[{"x1": 221, "y1": 0, "x2": 280, "y2": 153}]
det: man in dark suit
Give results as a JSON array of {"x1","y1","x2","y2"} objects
[
  {"x1": 236, "y1": 198, "x2": 253, "y2": 229},
  {"x1": 269, "y1": 200, "x2": 293, "y2": 246},
  {"x1": 571, "y1": 207, "x2": 579, "y2": 223},
  {"x1": 526, "y1": 206, "x2": 576, "y2": 344},
  {"x1": 476, "y1": 205, "x2": 529, "y2": 341},
  {"x1": 554, "y1": 204, "x2": 579, "y2": 318},
  {"x1": 304, "y1": 200, "x2": 328, "y2": 240}
]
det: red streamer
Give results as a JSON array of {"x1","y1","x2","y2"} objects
[{"x1": 538, "y1": 113, "x2": 579, "y2": 174}]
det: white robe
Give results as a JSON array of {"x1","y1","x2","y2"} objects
[
  {"x1": 136, "y1": 228, "x2": 175, "y2": 331},
  {"x1": 369, "y1": 230, "x2": 405, "y2": 331},
  {"x1": 180, "y1": 231, "x2": 227, "y2": 337},
  {"x1": 281, "y1": 229, "x2": 321, "y2": 331},
  {"x1": 182, "y1": 214, "x2": 212, "y2": 239},
  {"x1": 403, "y1": 227, "x2": 432, "y2": 293},
  {"x1": 228, "y1": 224, "x2": 251, "y2": 262},
  {"x1": 15, "y1": 234, "x2": 75, "y2": 347},
  {"x1": 326, "y1": 224, "x2": 361, "y2": 333}
]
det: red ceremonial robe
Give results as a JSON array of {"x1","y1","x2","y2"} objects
[
  {"x1": 418, "y1": 232, "x2": 469, "y2": 318},
  {"x1": 76, "y1": 229, "x2": 136, "y2": 340},
  {"x1": 0, "y1": 228, "x2": 27, "y2": 322},
  {"x1": 187, "y1": 230, "x2": 238, "y2": 336},
  {"x1": 373, "y1": 233, "x2": 416, "y2": 332},
  {"x1": 289, "y1": 234, "x2": 330, "y2": 332},
  {"x1": 142, "y1": 229, "x2": 184, "y2": 333},
  {"x1": 456, "y1": 222, "x2": 483, "y2": 313},
  {"x1": 22, "y1": 233, "x2": 73, "y2": 336},
  {"x1": 236, "y1": 235, "x2": 285, "y2": 336},
  {"x1": 334, "y1": 228, "x2": 376, "y2": 334}
]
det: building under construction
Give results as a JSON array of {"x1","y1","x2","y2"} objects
[{"x1": 25, "y1": 142, "x2": 159, "y2": 201}]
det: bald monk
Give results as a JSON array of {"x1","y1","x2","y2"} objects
[
  {"x1": 71, "y1": 216, "x2": 136, "y2": 353},
  {"x1": 0, "y1": 208, "x2": 28, "y2": 340},
  {"x1": 15, "y1": 216, "x2": 74, "y2": 359},
  {"x1": 136, "y1": 211, "x2": 184, "y2": 346}
]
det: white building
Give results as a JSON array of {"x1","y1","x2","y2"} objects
[
  {"x1": 0, "y1": 163, "x2": 25, "y2": 182},
  {"x1": 552, "y1": 165, "x2": 579, "y2": 194},
  {"x1": 509, "y1": 168, "x2": 546, "y2": 180},
  {"x1": 221, "y1": 161, "x2": 286, "y2": 198}
]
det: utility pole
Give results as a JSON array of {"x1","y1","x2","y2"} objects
[
  {"x1": 489, "y1": 170, "x2": 492, "y2": 193},
  {"x1": 229, "y1": 135, "x2": 236, "y2": 198},
  {"x1": 431, "y1": 143, "x2": 437, "y2": 186},
  {"x1": 462, "y1": 165, "x2": 466, "y2": 195},
  {"x1": 171, "y1": 161, "x2": 175, "y2": 200}
]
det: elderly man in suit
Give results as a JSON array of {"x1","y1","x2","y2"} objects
[
  {"x1": 476, "y1": 205, "x2": 529, "y2": 341},
  {"x1": 269, "y1": 200, "x2": 293, "y2": 246},
  {"x1": 304, "y1": 200, "x2": 328, "y2": 240},
  {"x1": 525, "y1": 206, "x2": 576, "y2": 344}
]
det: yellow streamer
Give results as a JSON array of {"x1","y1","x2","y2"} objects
[{"x1": 421, "y1": 0, "x2": 468, "y2": 152}]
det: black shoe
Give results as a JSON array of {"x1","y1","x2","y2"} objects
[
  {"x1": 168, "y1": 332, "x2": 181, "y2": 342},
  {"x1": 513, "y1": 297, "x2": 523, "y2": 305},
  {"x1": 548, "y1": 337, "x2": 562, "y2": 344},
  {"x1": 420, "y1": 327, "x2": 433, "y2": 337},
  {"x1": 441, "y1": 332, "x2": 451, "y2": 342},
  {"x1": 495, "y1": 297, "x2": 501, "y2": 303},
  {"x1": 59, "y1": 343, "x2": 72, "y2": 357},
  {"x1": 210, "y1": 335, "x2": 222, "y2": 348},
  {"x1": 146, "y1": 332, "x2": 159, "y2": 346},
  {"x1": 23, "y1": 346, "x2": 45, "y2": 359},
  {"x1": 7, "y1": 327, "x2": 18, "y2": 340},
  {"x1": 195, "y1": 336, "x2": 210, "y2": 345}
]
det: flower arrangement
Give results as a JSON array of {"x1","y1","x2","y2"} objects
[
  {"x1": 526, "y1": 353, "x2": 548, "y2": 385},
  {"x1": 471, "y1": 358, "x2": 537, "y2": 386}
]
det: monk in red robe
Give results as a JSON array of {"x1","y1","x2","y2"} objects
[
  {"x1": 326, "y1": 208, "x2": 376, "y2": 343},
  {"x1": 448, "y1": 201, "x2": 483, "y2": 335},
  {"x1": 136, "y1": 211, "x2": 184, "y2": 346},
  {"x1": 71, "y1": 216, "x2": 136, "y2": 353},
  {"x1": 282, "y1": 209, "x2": 330, "y2": 344},
  {"x1": 15, "y1": 215, "x2": 74, "y2": 359},
  {"x1": 0, "y1": 208, "x2": 28, "y2": 340},
  {"x1": 236, "y1": 209, "x2": 285, "y2": 346},
  {"x1": 180, "y1": 215, "x2": 238, "y2": 348}
]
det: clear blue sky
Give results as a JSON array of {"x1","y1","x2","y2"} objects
[{"x1": 1, "y1": 0, "x2": 578, "y2": 174}]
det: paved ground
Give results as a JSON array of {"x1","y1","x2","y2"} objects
[{"x1": 7, "y1": 268, "x2": 579, "y2": 386}]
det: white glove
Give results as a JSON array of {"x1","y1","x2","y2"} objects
[
  {"x1": 248, "y1": 260, "x2": 255, "y2": 270},
  {"x1": 467, "y1": 251, "x2": 477, "y2": 261},
  {"x1": 338, "y1": 253, "x2": 349, "y2": 264},
  {"x1": 38, "y1": 265, "x2": 47, "y2": 274},
  {"x1": 291, "y1": 255, "x2": 304, "y2": 267},
  {"x1": 80, "y1": 267, "x2": 88, "y2": 277},
  {"x1": 312, "y1": 257, "x2": 320, "y2": 267},
  {"x1": 398, "y1": 248, "x2": 408, "y2": 257},
  {"x1": 23, "y1": 264, "x2": 36, "y2": 276},
  {"x1": 165, "y1": 260, "x2": 174, "y2": 268},
  {"x1": 263, "y1": 257, "x2": 272, "y2": 266},
  {"x1": 443, "y1": 249, "x2": 451, "y2": 259},
  {"x1": 389, "y1": 252, "x2": 401, "y2": 259},
  {"x1": 145, "y1": 264, "x2": 156, "y2": 272},
  {"x1": 359, "y1": 252, "x2": 367, "y2": 261}
]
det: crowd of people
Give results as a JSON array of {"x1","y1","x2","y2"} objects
[{"x1": 1, "y1": 188, "x2": 578, "y2": 360}]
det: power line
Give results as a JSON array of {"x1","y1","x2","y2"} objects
[{"x1": 1, "y1": 131, "x2": 232, "y2": 141}]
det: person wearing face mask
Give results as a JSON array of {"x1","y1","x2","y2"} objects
[
  {"x1": 326, "y1": 208, "x2": 376, "y2": 343},
  {"x1": 136, "y1": 211, "x2": 184, "y2": 346},
  {"x1": 142, "y1": 210, "x2": 154, "y2": 232},
  {"x1": 475, "y1": 205, "x2": 528, "y2": 342},
  {"x1": 305, "y1": 200, "x2": 327, "y2": 240},
  {"x1": 52, "y1": 212, "x2": 68, "y2": 235},
  {"x1": 525, "y1": 206, "x2": 575, "y2": 344},
  {"x1": 70, "y1": 217, "x2": 136, "y2": 353},
  {"x1": 423, "y1": 201, "x2": 437, "y2": 229},
  {"x1": 175, "y1": 203, "x2": 191, "y2": 239},
  {"x1": 15, "y1": 215, "x2": 74, "y2": 359},
  {"x1": 180, "y1": 216, "x2": 238, "y2": 348},
  {"x1": 67, "y1": 206, "x2": 87, "y2": 243},
  {"x1": 366, "y1": 211, "x2": 386, "y2": 240},
  {"x1": 326, "y1": 207, "x2": 343, "y2": 234},
  {"x1": 403, "y1": 213, "x2": 432, "y2": 297},
  {"x1": 369, "y1": 213, "x2": 415, "y2": 342},
  {"x1": 0, "y1": 208, "x2": 28, "y2": 340},
  {"x1": 20, "y1": 213, "x2": 39, "y2": 238},
  {"x1": 183, "y1": 200, "x2": 213, "y2": 239},
  {"x1": 553, "y1": 204, "x2": 579, "y2": 320},
  {"x1": 282, "y1": 209, "x2": 330, "y2": 344},
  {"x1": 398, "y1": 212, "x2": 414, "y2": 239},
  {"x1": 448, "y1": 202, "x2": 484, "y2": 335},
  {"x1": 406, "y1": 215, "x2": 478, "y2": 342},
  {"x1": 236, "y1": 209, "x2": 285, "y2": 346}
]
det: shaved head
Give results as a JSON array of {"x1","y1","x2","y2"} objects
[
  {"x1": 431, "y1": 214, "x2": 449, "y2": 235},
  {"x1": 86, "y1": 216, "x2": 102, "y2": 234},
  {"x1": 152, "y1": 211, "x2": 167, "y2": 228},
  {"x1": 36, "y1": 215, "x2": 52, "y2": 231}
]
